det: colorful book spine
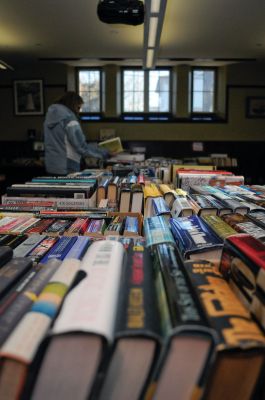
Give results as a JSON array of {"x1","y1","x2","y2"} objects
[
  {"x1": 85, "y1": 218, "x2": 107, "y2": 237},
  {"x1": 123, "y1": 216, "x2": 139, "y2": 236},
  {"x1": 40, "y1": 236, "x2": 77, "y2": 264},
  {"x1": 201, "y1": 214, "x2": 237, "y2": 240},
  {"x1": 0, "y1": 258, "x2": 61, "y2": 346},
  {"x1": 144, "y1": 216, "x2": 175, "y2": 248},
  {"x1": 170, "y1": 215, "x2": 223, "y2": 259},
  {"x1": 26, "y1": 219, "x2": 55, "y2": 234},
  {"x1": 219, "y1": 233, "x2": 265, "y2": 329},
  {"x1": 44, "y1": 219, "x2": 72, "y2": 236},
  {"x1": 222, "y1": 213, "x2": 265, "y2": 242},
  {"x1": 13, "y1": 234, "x2": 46, "y2": 258},
  {"x1": 11, "y1": 217, "x2": 41, "y2": 235},
  {"x1": 63, "y1": 217, "x2": 90, "y2": 236},
  {"x1": 26, "y1": 236, "x2": 59, "y2": 262},
  {"x1": 0, "y1": 257, "x2": 81, "y2": 399},
  {"x1": 63, "y1": 236, "x2": 91, "y2": 260}
]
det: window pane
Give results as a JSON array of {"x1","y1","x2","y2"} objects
[
  {"x1": 148, "y1": 70, "x2": 170, "y2": 112},
  {"x1": 123, "y1": 70, "x2": 144, "y2": 112},
  {"x1": 78, "y1": 70, "x2": 101, "y2": 112},
  {"x1": 192, "y1": 69, "x2": 215, "y2": 112}
]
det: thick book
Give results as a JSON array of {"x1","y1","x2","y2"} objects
[
  {"x1": 0, "y1": 257, "x2": 81, "y2": 400},
  {"x1": 119, "y1": 183, "x2": 131, "y2": 213},
  {"x1": 159, "y1": 184, "x2": 177, "y2": 207},
  {"x1": 39, "y1": 236, "x2": 78, "y2": 264},
  {"x1": 144, "y1": 216, "x2": 175, "y2": 249},
  {"x1": 170, "y1": 215, "x2": 223, "y2": 263},
  {"x1": 30, "y1": 241, "x2": 125, "y2": 400},
  {"x1": 106, "y1": 176, "x2": 120, "y2": 205},
  {"x1": 219, "y1": 233, "x2": 265, "y2": 330},
  {"x1": 97, "y1": 177, "x2": 112, "y2": 207},
  {"x1": 184, "y1": 259, "x2": 265, "y2": 400},
  {"x1": 43, "y1": 218, "x2": 72, "y2": 236},
  {"x1": 170, "y1": 196, "x2": 194, "y2": 218},
  {"x1": 26, "y1": 236, "x2": 59, "y2": 263},
  {"x1": 201, "y1": 214, "x2": 237, "y2": 240},
  {"x1": 63, "y1": 217, "x2": 90, "y2": 236},
  {"x1": 221, "y1": 212, "x2": 265, "y2": 243},
  {"x1": 143, "y1": 184, "x2": 162, "y2": 218},
  {"x1": 189, "y1": 194, "x2": 219, "y2": 216},
  {"x1": 148, "y1": 245, "x2": 216, "y2": 400},
  {"x1": 98, "y1": 240, "x2": 161, "y2": 400},
  {"x1": 0, "y1": 258, "x2": 60, "y2": 346},
  {"x1": 123, "y1": 216, "x2": 139, "y2": 236}
]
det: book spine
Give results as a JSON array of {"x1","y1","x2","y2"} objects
[
  {"x1": 0, "y1": 259, "x2": 61, "y2": 346},
  {"x1": 124, "y1": 216, "x2": 139, "y2": 235},
  {"x1": 51, "y1": 241, "x2": 125, "y2": 339},
  {"x1": 39, "y1": 236, "x2": 77, "y2": 264},
  {"x1": 201, "y1": 215, "x2": 237, "y2": 240},
  {"x1": 0, "y1": 258, "x2": 81, "y2": 365},
  {"x1": 27, "y1": 236, "x2": 59, "y2": 262},
  {"x1": 144, "y1": 216, "x2": 175, "y2": 248},
  {"x1": 63, "y1": 236, "x2": 91, "y2": 260},
  {"x1": 13, "y1": 234, "x2": 45, "y2": 258}
]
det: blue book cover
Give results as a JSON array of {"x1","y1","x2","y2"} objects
[
  {"x1": 40, "y1": 236, "x2": 77, "y2": 264},
  {"x1": 170, "y1": 215, "x2": 223, "y2": 259},
  {"x1": 64, "y1": 236, "x2": 92, "y2": 260},
  {"x1": 144, "y1": 216, "x2": 175, "y2": 248},
  {"x1": 152, "y1": 197, "x2": 170, "y2": 216}
]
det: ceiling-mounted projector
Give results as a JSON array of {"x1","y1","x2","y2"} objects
[{"x1": 97, "y1": 0, "x2": 145, "y2": 26}]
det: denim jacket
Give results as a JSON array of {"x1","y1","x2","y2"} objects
[{"x1": 44, "y1": 104, "x2": 107, "y2": 175}]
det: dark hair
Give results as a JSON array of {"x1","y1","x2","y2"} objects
[{"x1": 55, "y1": 91, "x2": 84, "y2": 114}]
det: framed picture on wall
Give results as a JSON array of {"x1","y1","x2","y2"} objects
[
  {"x1": 246, "y1": 96, "x2": 265, "y2": 119},
  {"x1": 13, "y1": 79, "x2": 44, "y2": 116}
]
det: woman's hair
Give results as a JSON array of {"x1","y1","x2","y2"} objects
[{"x1": 55, "y1": 91, "x2": 84, "y2": 114}]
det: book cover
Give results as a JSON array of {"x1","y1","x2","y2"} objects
[
  {"x1": 170, "y1": 215, "x2": 223, "y2": 263},
  {"x1": 170, "y1": 196, "x2": 194, "y2": 218},
  {"x1": 148, "y1": 245, "x2": 216, "y2": 400},
  {"x1": 104, "y1": 215, "x2": 125, "y2": 236},
  {"x1": 6, "y1": 185, "x2": 94, "y2": 199},
  {"x1": 143, "y1": 184, "x2": 162, "y2": 218},
  {"x1": 201, "y1": 214, "x2": 237, "y2": 240},
  {"x1": 13, "y1": 234, "x2": 46, "y2": 258},
  {"x1": 26, "y1": 236, "x2": 59, "y2": 263},
  {"x1": 222, "y1": 213, "x2": 265, "y2": 243},
  {"x1": 98, "y1": 136, "x2": 124, "y2": 154},
  {"x1": 97, "y1": 177, "x2": 112, "y2": 207},
  {"x1": 98, "y1": 241, "x2": 161, "y2": 400},
  {"x1": 0, "y1": 258, "x2": 60, "y2": 346},
  {"x1": 84, "y1": 218, "x2": 107, "y2": 237},
  {"x1": 247, "y1": 210, "x2": 265, "y2": 230},
  {"x1": 152, "y1": 197, "x2": 171, "y2": 220},
  {"x1": 119, "y1": 184, "x2": 131, "y2": 213},
  {"x1": 184, "y1": 259, "x2": 265, "y2": 400},
  {"x1": 123, "y1": 216, "x2": 139, "y2": 236},
  {"x1": 29, "y1": 241, "x2": 125, "y2": 400},
  {"x1": 63, "y1": 217, "x2": 90, "y2": 236},
  {"x1": 189, "y1": 194, "x2": 219, "y2": 216},
  {"x1": 39, "y1": 236, "x2": 77, "y2": 264},
  {"x1": 107, "y1": 176, "x2": 120, "y2": 205},
  {"x1": 0, "y1": 257, "x2": 81, "y2": 399},
  {"x1": 219, "y1": 233, "x2": 265, "y2": 330},
  {"x1": 144, "y1": 216, "x2": 175, "y2": 248},
  {"x1": 44, "y1": 219, "x2": 72, "y2": 236}
]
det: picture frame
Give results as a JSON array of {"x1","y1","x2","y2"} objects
[
  {"x1": 13, "y1": 79, "x2": 44, "y2": 116},
  {"x1": 246, "y1": 96, "x2": 265, "y2": 119}
]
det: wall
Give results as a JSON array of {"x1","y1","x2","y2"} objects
[{"x1": 0, "y1": 61, "x2": 264, "y2": 143}]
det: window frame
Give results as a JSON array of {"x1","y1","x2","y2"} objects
[
  {"x1": 190, "y1": 67, "x2": 217, "y2": 116},
  {"x1": 121, "y1": 66, "x2": 173, "y2": 118},
  {"x1": 76, "y1": 67, "x2": 103, "y2": 117}
]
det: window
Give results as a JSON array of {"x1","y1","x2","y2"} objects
[
  {"x1": 122, "y1": 68, "x2": 171, "y2": 114},
  {"x1": 77, "y1": 69, "x2": 102, "y2": 113},
  {"x1": 191, "y1": 68, "x2": 216, "y2": 113}
]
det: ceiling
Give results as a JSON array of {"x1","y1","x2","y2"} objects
[{"x1": 0, "y1": 0, "x2": 264, "y2": 69}]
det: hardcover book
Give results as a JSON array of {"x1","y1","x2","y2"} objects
[
  {"x1": 189, "y1": 194, "x2": 219, "y2": 216},
  {"x1": 148, "y1": 245, "x2": 216, "y2": 400},
  {"x1": 221, "y1": 212, "x2": 265, "y2": 243},
  {"x1": 130, "y1": 183, "x2": 144, "y2": 214},
  {"x1": 123, "y1": 216, "x2": 139, "y2": 236},
  {"x1": 29, "y1": 241, "x2": 125, "y2": 400},
  {"x1": 144, "y1": 216, "x2": 175, "y2": 248},
  {"x1": 170, "y1": 215, "x2": 223, "y2": 263},
  {"x1": 185, "y1": 259, "x2": 265, "y2": 400},
  {"x1": 152, "y1": 197, "x2": 171, "y2": 220},
  {"x1": 0, "y1": 258, "x2": 61, "y2": 346},
  {"x1": 219, "y1": 233, "x2": 265, "y2": 330},
  {"x1": 98, "y1": 240, "x2": 161, "y2": 400},
  {"x1": 39, "y1": 236, "x2": 77, "y2": 264},
  {"x1": 0, "y1": 257, "x2": 81, "y2": 400},
  {"x1": 201, "y1": 214, "x2": 237, "y2": 240},
  {"x1": 170, "y1": 196, "x2": 194, "y2": 218}
]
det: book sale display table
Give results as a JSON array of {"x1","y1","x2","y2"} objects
[{"x1": 0, "y1": 160, "x2": 265, "y2": 400}]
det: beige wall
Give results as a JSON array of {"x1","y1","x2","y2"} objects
[{"x1": 0, "y1": 61, "x2": 264, "y2": 142}]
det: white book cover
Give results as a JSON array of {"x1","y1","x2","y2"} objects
[
  {"x1": 51, "y1": 241, "x2": 125, "y2": 342},
  {"x1": 171, "y1": 197, "x2": 194, "y2": 218}
]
